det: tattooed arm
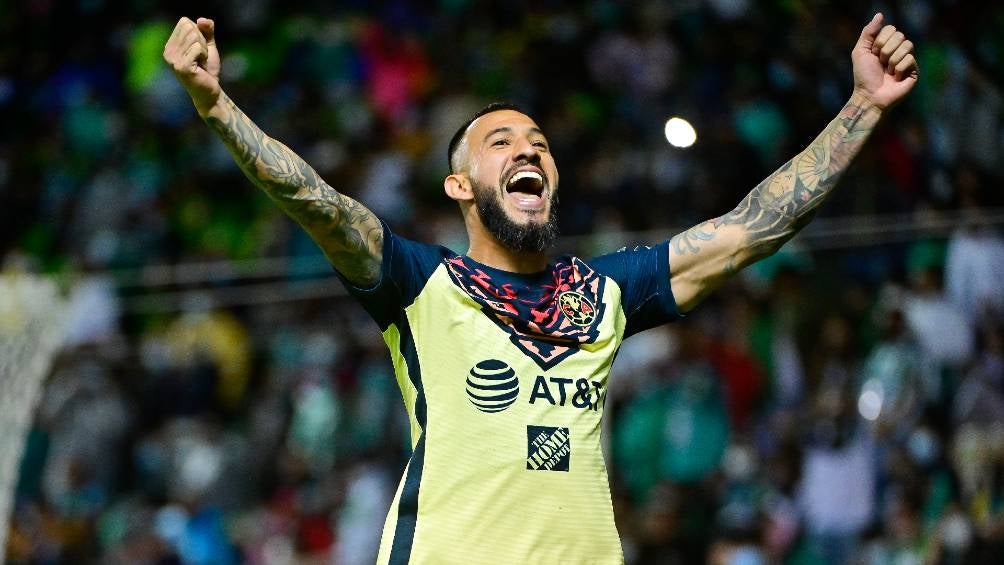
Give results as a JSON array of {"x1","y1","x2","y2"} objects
[
  {"x1": 163, "y1": 16, "x2": 382, "y2": 286},
  {"x1": 204, "y1": 94, "x2": 383, "y2": 285},
  {"x1": 668, "y1": 93, "x2": 880, "y2": 309},
  {"x1": 668, "y1": 14, "x2": 918, "y2": 311}
]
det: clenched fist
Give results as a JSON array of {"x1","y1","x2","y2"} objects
[
  {"x1": 852, "y1": 13, "x2": 919, "y2": 111},
  {"x1": 163, "y1": 17, "x2": 222, "y2": 117}
]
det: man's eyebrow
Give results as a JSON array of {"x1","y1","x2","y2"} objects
[
  {"x1": 483, "y1": 126, "x2": 548, "y2": 140},
  {"x1": 483, "y1": 126, "x2": 512, "y2": 140}
]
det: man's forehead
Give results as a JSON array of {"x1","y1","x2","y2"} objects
[{"x1": 466, "y1": 110, "x2": 541, "y2": 140}]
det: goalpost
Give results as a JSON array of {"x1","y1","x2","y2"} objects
[{"x1": 0, "y1": 273, "x2": 65, "y2": 563}]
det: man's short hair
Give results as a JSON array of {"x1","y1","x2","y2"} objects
[{"x1": 447, "y1": 102, "x2": 528, "y2": 173}]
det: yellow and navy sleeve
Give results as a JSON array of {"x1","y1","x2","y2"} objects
[
  {"x1": 588, "y1": 240, "x2": 681, "y2": 336},
  {"x1": 332, "y1": 222, "x2": 450, "y2": 330}
]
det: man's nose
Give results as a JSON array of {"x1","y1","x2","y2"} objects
[{"x1": 513, "y1": 137, "x2": 540, "y2": 163}]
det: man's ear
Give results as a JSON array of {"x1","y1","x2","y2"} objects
[{"x1": 444, "y1": 174, "x2": 474, "y2": 202}]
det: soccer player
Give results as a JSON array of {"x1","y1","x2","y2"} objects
[{"x1": 163, "y1": 13, "x2": 918, "y2": 564}]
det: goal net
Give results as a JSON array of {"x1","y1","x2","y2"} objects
[{"x1": 0, "y1": 274, "x2": 66, "y2": 563}]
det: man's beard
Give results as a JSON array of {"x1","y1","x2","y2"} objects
[{"x1": 472, "y1": 181, "x2": 559, "y2": 253}]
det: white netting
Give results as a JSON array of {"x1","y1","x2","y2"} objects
[{"x1": 0, "y1": 274, "x2": 65, "y2": 564}]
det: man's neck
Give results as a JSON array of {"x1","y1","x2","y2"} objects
[{"x1": 466, "y1": 235, "x2": 549, "y2": 274}]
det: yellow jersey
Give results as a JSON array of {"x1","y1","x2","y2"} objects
[{"x1": 337, "y1": 224, "x2": 681, "y2": 564}]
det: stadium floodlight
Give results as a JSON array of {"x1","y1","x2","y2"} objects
[{"x1": 664, "y1": 117, "x2": 696, "y2": 148}]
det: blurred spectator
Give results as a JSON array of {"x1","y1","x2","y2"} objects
[
  {"x1": 945, "y1": 222, "x2": 1004, "y2": 323},
  {"x1": 797, "y1": 384, "x2": 876, "y2": 564}
]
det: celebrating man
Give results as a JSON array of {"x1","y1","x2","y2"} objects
[{"x1": 164, "y1": 13, "x2": 917, "y2": 564}]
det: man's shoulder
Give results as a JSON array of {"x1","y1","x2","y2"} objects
[
  {"x1": 386, "y1": 228, "x2": 461, "y2": 267},
  {"x1": 576, "y1": 241, "x2": 668, "y2": 279}
]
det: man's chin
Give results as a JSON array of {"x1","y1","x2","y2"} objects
[
  {"x1": 508, "y1": 213, "x2": 549, "y2": 227},
  {"x1": 504, "y1": 204, "x2": 551, "y2": 224}
]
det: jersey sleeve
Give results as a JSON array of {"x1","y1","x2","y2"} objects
[
  {"x1": 588, "y1": 240, "x2": 682, "y2": 338},
  {"x1": 332, "y1": 221, "x2": 447, "y2": 330}
]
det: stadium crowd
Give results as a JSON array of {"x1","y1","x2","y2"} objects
[{"x1": 2, "y1": 0, "x2": 1004, "y2": 563}]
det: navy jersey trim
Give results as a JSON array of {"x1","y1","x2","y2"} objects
[
  {"x1": 389, "y1": 433, "x2": 426, "y2": 564},
  {"x1": 624, "y1": 240, "x2": 681, "y2": 337},
  {"x1": 399, "y1": 317, "x2": 427, "y2": 428},
  {"x1": 388, "y1": 317, "x2": 426, "y2": 563}
]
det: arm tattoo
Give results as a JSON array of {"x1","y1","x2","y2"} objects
[
  {"x1": 671, "y1": 223, "x2": 716, "y2": 255},
  {"x1": 204, "y1": 93, "x2": 383, "y2": 286},
  {"x1": 671, "y1": 94, "x2": 880, "y2": 273},
  {"x1": 724, "y1": 95, "x2": 880, "y2": 253}
]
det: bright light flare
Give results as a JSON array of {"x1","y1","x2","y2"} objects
[
  {"x1": 858, "y1": 389, "x2": 883, "y2": 421},
  {"x1": 664, "y1": 117, "x2": 697, "y2": 148}
]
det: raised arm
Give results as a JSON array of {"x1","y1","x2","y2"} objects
[
  {"x1": 668, "y1": 13, "x2": 918, "y2": 311},
  {"x1": 163, "y1": 17, "x2": 383, "y2": 287}
]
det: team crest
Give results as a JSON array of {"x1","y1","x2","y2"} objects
[
  {"x1": 558, "y1": 291, "x2": 595, "y2": 327},
  {"x1": 444, "y1": 256, "x2": 606, "y2": 370}
]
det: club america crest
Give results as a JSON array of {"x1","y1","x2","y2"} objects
[
  {"x1": 558, "y1": 291, "x2": 596, "y2": 327},
  {"x1": 444, "y1": 256, "x2": 606, "y2": 370}
]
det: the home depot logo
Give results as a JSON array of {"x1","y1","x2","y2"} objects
[{"x1": 526, "y1": 425, "x2": 570, "y2": 472}]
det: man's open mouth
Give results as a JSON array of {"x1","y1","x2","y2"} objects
[
  {"x1": 503, "y1": 167, "x2": 546, "y2": 209},
  {"x1": 506, "y1": 170, "x2": 544, "y2": 195}
]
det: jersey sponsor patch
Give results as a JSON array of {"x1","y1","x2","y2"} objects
[
  {"x1": 528, "y1": 376, "x2": 604, "y2": 411},
  {"x1": 444, "y1": 256, "x2": 606, "y2": 370},
  {"x1": 526, "y1": 425, "x2": 570, "y2": 471},
  {"x1": 465, "y1": 359, "x2": 520, "y2": 413}
]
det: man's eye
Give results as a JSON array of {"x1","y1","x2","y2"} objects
[
  {"x1": 493, "y1": 139, "x2": 509, "y2": 146},
  {"x1": 533, "y1": 142, "x2": 548, "y2": 149}
]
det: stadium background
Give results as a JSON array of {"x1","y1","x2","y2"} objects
[{"x1": 2, "y1": 0, "x2": 1004, "y2": 563}]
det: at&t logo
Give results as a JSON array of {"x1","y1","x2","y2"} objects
[{"x1": 466, "y1": 359, "x2": 519, "y2": 413}]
